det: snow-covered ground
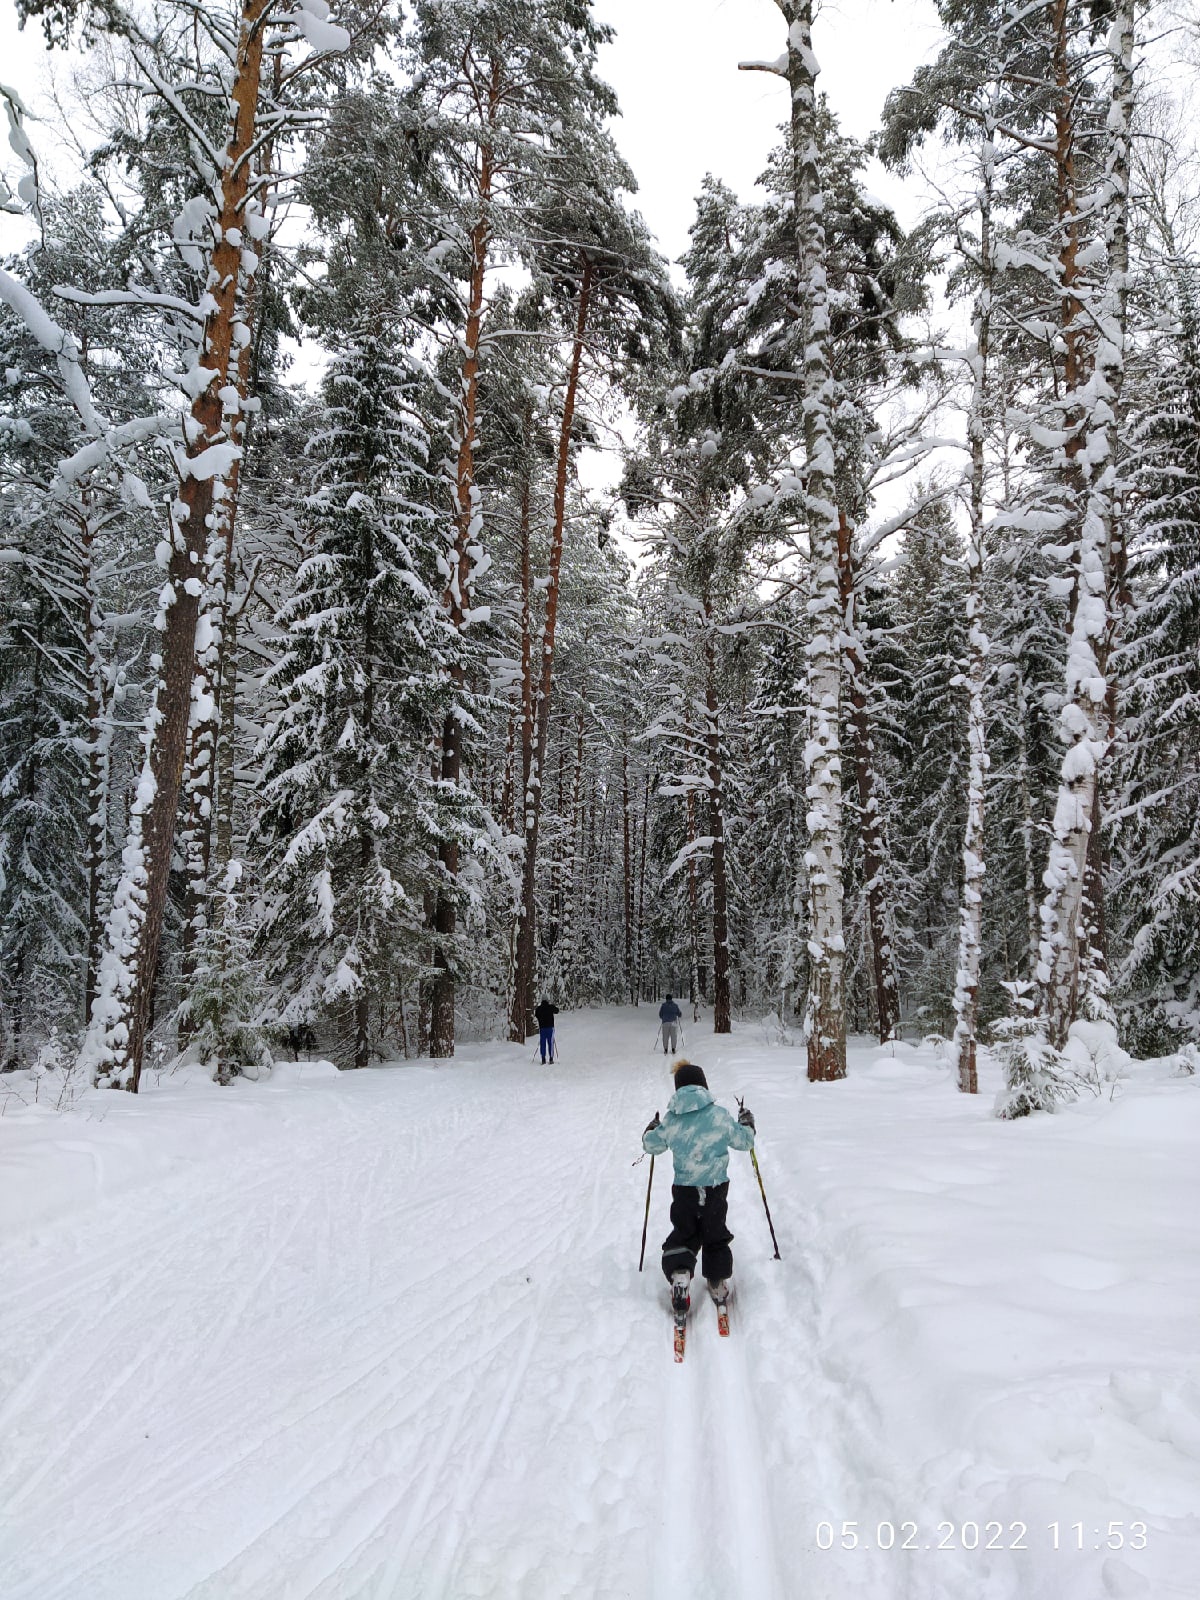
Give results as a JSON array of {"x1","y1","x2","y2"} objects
[{"x1": 1, "y1": 1009, "x2": 1197, "y2": 1600}]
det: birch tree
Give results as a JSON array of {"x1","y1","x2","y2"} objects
[
  {"x1": 1, "y1": 143, "x2": 163, "y2": 1062},
  {"x1": 750, "y1": 1, "x2": 846, "y2": 1077},
  {"x1": 1036, "y1": 0, "x2": 1135, "y2": 1047}
]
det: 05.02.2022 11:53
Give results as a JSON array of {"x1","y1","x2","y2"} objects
[{"x1": 813, "y1": 1520, "x2": 1149, "y2": 1553}]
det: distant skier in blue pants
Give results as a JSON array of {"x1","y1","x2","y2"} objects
[
  {"x1": 658, "y1": 994, "x2": 682, "y2": 1054},
  {"x1": 534, "y1": 998, "x2": 557, "y2": 1063},
  {"x1": 642, "y1": 1061, "x2": 755, "y2": 1314}
]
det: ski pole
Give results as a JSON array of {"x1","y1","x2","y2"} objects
[
  {"x1": 651, "y1": 1024, "x2": 661, "y2": 1055},
  {"x1": 639, "y1": 1152, "x2": 656, "y2": 1271},
  {"x1": 750, "y1": 1150, "x2": 781, "y2": 1260},
  {"x1": 739, "y1": 1096, "x2": 781, "y2": 1260}
]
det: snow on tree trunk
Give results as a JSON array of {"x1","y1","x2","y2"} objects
[
  {"x1": 81, "y1": 0, "x2": 274, "y2": 1089},
  {"x1": 1086, "y1": 0, "x2": 1135, "y2": 1031},
  {"x1": 178, "y1": 260, "x2": 261, "y2": 1030},
  {"x1": 1037, "y1": 0, "x2": 1134, "y2": 1051},
  {"x1": 213, "y1": 585, "x2": 248, "y2": 878},
  {"x1": 951, "y1": 127, "x2": 996, "y2": 1096},
  {"x1": 1015, "y1": 667, "x2": 1041, "y2": 980},
  {"x1": 430, "y1": 146, "x2": 495, "y2": 1059},
  {"x1": 836, "y1": 511, "x2": 898, "y2": 1043},
  {"x1": 953, "y1": 537, "x2": 989, "y2": 1094},
  {"x1": 81, "y1": 509, "x2": 113, "y2": 1024},
  {"x1": 783, "y1": 0, "x2": 847, "y2": 1081}
]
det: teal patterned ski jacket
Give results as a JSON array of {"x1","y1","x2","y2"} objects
[{"x1": 641, "y1": 1085, "x2": 754, "y2": 1187}]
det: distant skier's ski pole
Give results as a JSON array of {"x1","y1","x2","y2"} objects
[
  {"x1": 639, "y1": 1153, "x2": 656, "y2": 1271},
  {"x1": 750, "y1": 1150, "x2": 781, "y2": 1260},
  {"x1": 651, "y1": 1024, "x2": 662, "y2": 1055}
]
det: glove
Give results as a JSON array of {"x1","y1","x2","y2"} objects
[
  {"x1": 738, "y1": 1106, "x2": 756, "y2": 1132},
  {"x1": 644, "y1": 1111, "x2": 661, "y2": 1135}
]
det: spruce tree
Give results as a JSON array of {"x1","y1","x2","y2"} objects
[{"x1": 255, "y1": 312, "x2": 440, "y2": 1069}]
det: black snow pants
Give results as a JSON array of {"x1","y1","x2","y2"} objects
[{"x1": 661, "y1": 1182, "x2": 733, "y2": 1283}]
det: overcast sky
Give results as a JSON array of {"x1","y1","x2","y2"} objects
[
  {"x1": 2, "y1": 0, "x2": 944, "y2": 256},
  {"x1": 592, "y1": 0, "x2": 944, "y2": 262},
  {"x1": 0, "y1": 0, "x2": 948, "y2": 506}
]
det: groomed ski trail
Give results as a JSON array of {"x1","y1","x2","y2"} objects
[
  {"x1": 2, "y1": 1010, "x2": 818, "y2": 1600},
  {"x1": 13, "y1": 1008, "x2": 1182, "y2": 1600}
]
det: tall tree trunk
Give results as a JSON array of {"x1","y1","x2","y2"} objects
[
  {"x1": 84, "y1": 0, "x2": 271, "y2": 1090},
  {"x1": 703, "y1": 625, "x2": 732, "y2": 1033},
  {"x1": 507, "y1": 443, "x2": 537, "y2": 1038},
  {"x1": 509, "y1": 257, "x2": 594, "y2": 1038},
  {"x1": 836, "y1": 511, "x2": 899, "y2": 1042},
  {"x1": 1084, "y1": 0, "x2": 1135, "y2": 1021},
  {"x1": 430, "y1": 121, "x2": 497, "y2": 1057},
  {"x1": 1014, "y1": 667, "x2": 1041, "y2": 979},
  {"x1": 951, "y1": 123, "x2": 996, "y2": 1094},
  {"x1": 81, "y1": 511, "x2": 111, "y2": 1023},
  {"x1": 178, "y1": 263, "x2": 260, "y2": 1030},
  {"x1": 213, "y1": 598, "x2": 241, "y2": 877},
  {"x1": 1037, "y1": 0, "x2": 1133, "y2": 1047},
  {"x1": 953, "y1": 546, "x2": 989, "y2": 1093},
  {"x1": 785, "y1": 0, "x2": 846, "y2": 1080}
]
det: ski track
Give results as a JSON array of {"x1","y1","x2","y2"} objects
[
  {"x1": 10, "y1": 1009, "x2": 1173, "y2": 1599},
  {"x1": 0, "y1": 1017, "x2": 824, "y2": 1600},
  {"x1": 707, "y1": 1299, "x2": 787, "y2": 1600}
]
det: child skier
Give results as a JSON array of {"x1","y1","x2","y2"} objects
[
  {"x1": 658, "y1": 994, "x2": 682, "y2": 1054},
  {"x1": 641, "y1": 1061, "x2": 756, "y2": 1315},
  {"x1": 534, "y1": 997, "x2": 557, "y2": 1063}
]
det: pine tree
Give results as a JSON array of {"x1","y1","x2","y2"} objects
[
  {"x1": 395, "y1": 0, "x2": 641, "y2": 1054},
  {"x1": 15, "y1": 0, "x2": 359, "y2": 1089},
  {"x1": 504, "y1": 77, "x2": 675, "y2": 1045}
]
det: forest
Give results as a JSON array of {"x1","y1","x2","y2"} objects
[{"x1": 1, "y1": 0, "x2": 1197, "y2": 1107}]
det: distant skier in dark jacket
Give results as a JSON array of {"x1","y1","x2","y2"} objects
[
  {"x1": 658, "y1": 994, "x2": 682, "y2": 1055},
  {"x1": 534, "y1": 998, "x2": 557, "y2": 1063},
  {"x1": 641, "y1": 1061, "x2": 755, "y2": 1313}
]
